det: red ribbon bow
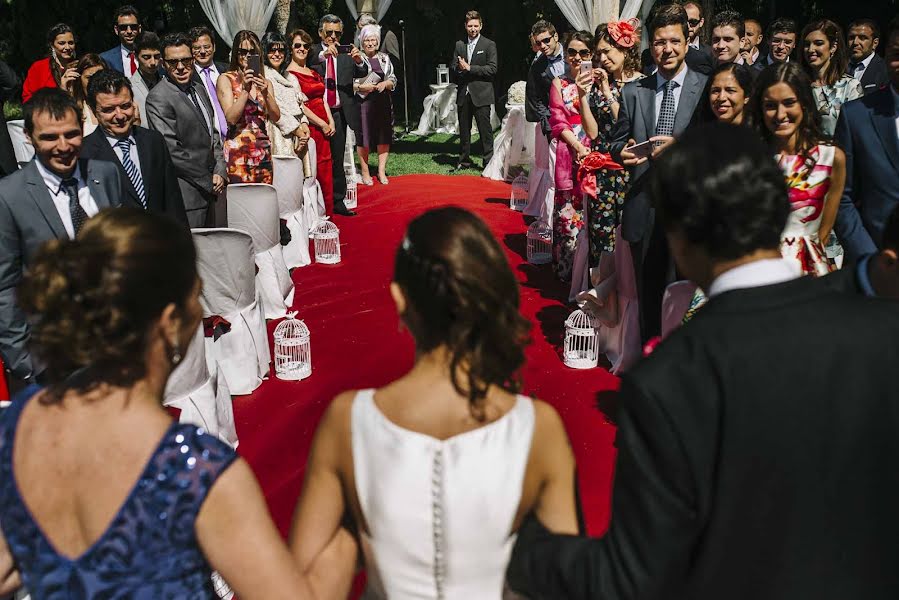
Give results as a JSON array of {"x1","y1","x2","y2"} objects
[
  {"x1": 577, "y1": 151, "x2": 624, "y2": 200},
  {"x1": 607, "y1": 18, "x2": 640, "y2": 48},
  {"x1": 203, "y1": 316, "x2": 232, "y2": 341}
]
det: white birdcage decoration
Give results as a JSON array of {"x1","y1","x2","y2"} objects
[
  {"x1": 344, "y1": 180, "x2": 358, "y2": 210},
  {"x1": 510, "y1": 173, "x2": 528, "y2": 211},
  {"x1": 527, "y1": 221, "x2": 553, "y2": 265},
  {"x1": 273, "y1": 312, "x2": 312, "y2": 381},
  {"x1": 437, "y1": 63, "x2": 450, "y2": 85},
  {"x1": 563, "y1": 309, "x2": 600, "y2": 369},
  {"x1": 313, "y1": 220, "x2": 341, "y2": 264}
]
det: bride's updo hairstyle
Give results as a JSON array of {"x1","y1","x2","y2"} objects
[
  {"x1": 393, "y1": 207, "x2": 530, "y2": 415},
  {"x1": 18, "y1": 208, "x2": 198, "y2": 401}
]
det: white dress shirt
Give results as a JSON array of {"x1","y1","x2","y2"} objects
[
  {"x1": 35, "y1": 159, "x2": 99, "y2": 239},
  {"x1": 466, "y1": 35, "x2": 480, "y2": 61},
  {"x1": 654, "y1": 63, "x2": 689, "y2": 127},
  {"x1": 120, "y1": 45, "x2": 137, "y2": 76},
  {"x1": 106, "y1": 132, "x2": 143, "y2": 177},
  {"x1": 848, "y1": 52, "x2": 876, "y2": 82},
  {"x1": 547, "y1": 45, "x2": 566, "y2": 78},
  {"x1": 707, "y1": 258, "x2": 801, "y2": 298}
]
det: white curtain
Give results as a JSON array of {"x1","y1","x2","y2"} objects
[
  {"x1": 555, "y1": 0, "x2": 655, "y2": 33},
  {"x1": 344, "y1": 0, "x2": 394, "y2": 23},
  {"x1": 198, "y1": 0, "x2": 279, "y2": 47},
  {"x1": 554, "y1": 0, "x2": 591, "y2": 31}
]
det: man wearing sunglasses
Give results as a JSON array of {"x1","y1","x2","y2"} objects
[
  {"x1": 100, "y1": 5, "x2": 142, "y2": 77},
  {"x1": 525, "y1": 20, "x2": 563, "y2": 139},
  {"x1": 308, "y1": 14, "x2": 370, "y2": 217}
]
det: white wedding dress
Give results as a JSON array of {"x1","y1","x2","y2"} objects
[{"x1": 351, "y1": 389, "x2": 535, "y2": 599}]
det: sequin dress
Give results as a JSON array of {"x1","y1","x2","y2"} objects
[
  {"x1": 0, "y1": 386, "x2": 237, "y2": 598},
  {"x1": 223, "y1": 71, "x2": 274, "y2": 184}
]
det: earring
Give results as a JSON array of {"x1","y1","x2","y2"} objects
[{"x1": 171, "y1": 339, "x2": 182, "y2": 365}]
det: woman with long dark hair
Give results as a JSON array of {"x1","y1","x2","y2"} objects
[
  {"x1": 22, "y1": 23, "x2": 78, "y2": 103},
  {"x1": 800, "y1": 19, "x2": 862, "y2": 136},
  {"x1": 68, "y1": 53, "x2": 108, "y2": 135},
  {"x1": 289, "y1": 207, "x2": 579, "y2": 598},
  {"x1": 701, "y1": 62, "x2": 753, "y2": 125},
  {"x1": 261, "y1": 31, "x2": 310, "y2": 159},
  {"x1": 748, "y1": 62, "x2": 846, "y2": 276}
]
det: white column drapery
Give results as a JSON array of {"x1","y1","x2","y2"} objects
[
  {"x1": 554, "y1": 0, "x2": 654, "y2": 34},
  {"x1": 198, "y1": 0, "x2": 279, "y2": 47},
  {"x1": 344, "y1": 0, "x2": 394, "y2": 22}
]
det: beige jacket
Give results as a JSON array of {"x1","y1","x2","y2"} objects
[{"x1": 265, "y1": 66, "x2": 310, "y2": 157}]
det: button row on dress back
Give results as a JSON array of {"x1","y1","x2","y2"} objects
[{"x1": 431, "y1": 448, "x2": 446, "y2": 600}]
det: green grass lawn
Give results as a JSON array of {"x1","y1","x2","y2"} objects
[{"x1": 360, "y1": 131, "x2": 486, "y2": 177}]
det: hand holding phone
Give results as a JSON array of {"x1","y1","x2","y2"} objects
[
  {"x1": 246, "y1": 53, "x2": 262, "y2": 76},
  {"x1": 337, "y1": 44, "x2": 353, "y2": 55},
  {"x1": 627, "y1": 140, "x2": 654, "y2": 159},
  {"x1": 579, "y1": 60, "x2": 593, "y2": 76}
]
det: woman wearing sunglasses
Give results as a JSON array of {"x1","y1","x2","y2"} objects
[
  {"x1": 216, "y1": 30, "x2": 280, "y2": 184},
  {"x1": 287, "y1": 28, "x2": 336, "y2": 213},
  {"x1": 260, "y1": 32, "x2": 311, "y2": 160}
]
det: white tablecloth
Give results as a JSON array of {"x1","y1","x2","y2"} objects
[
  {"x1": 413, "y1": 83, "x2": 500, "y2": 136},
  {"x1": 482, "y1": 104, "x2": 535, "y2": 181}
]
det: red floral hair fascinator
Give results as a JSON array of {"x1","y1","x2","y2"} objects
[{"x1": 607, "y1": 18, "x2": 640, "y2": 48}]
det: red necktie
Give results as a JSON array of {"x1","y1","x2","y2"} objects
[
  {"x1": 129, "y1": 51, "x2": 137, "y2": 76},
  {"x1": 326, "y1": 56, "x2": 337, "y2": 107}
]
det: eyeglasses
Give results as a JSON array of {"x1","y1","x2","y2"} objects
[
  {"x1": 293, "y1": 42, "x2": 311, "y2": 49},
  {"x1": 687, "y1": 18, "x2": 702, "y2": 27},
  {"x1": 535, "y1": 35, "x2": 554, "y2": 47},
  {"x1": 117, "y1": 23, "x2": 140, "y2": 31},
  {"x1": 163, "y1": 57, "x2": 194, "y2": 68},
  {"x1": 566, "y1": 48, "x2": 592, "y2": 59},
  {"x1": 323, "y1": 29, "x2": 342, "y2": 39},
  {"x1": 267, "y1": 47, "x2": 286, "y2": 54},
  {"x1": 236, "y1": 48, "x2": 256, "y2": 56}
]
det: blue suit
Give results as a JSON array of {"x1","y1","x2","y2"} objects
[
  {"x1": 99, "y1": 45, "x2": 126, "y2": 74},
  {"x1": 834, "y1": 87, "x2": 899, "y2": 260}
]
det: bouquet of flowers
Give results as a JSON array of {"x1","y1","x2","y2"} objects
[{"x1": 507, "y1": 81, "x2": 527, "y2": 106}]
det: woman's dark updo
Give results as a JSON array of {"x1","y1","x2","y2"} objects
[
  {"x1": 393, "y1": 207, "x2": 531, "y2": 417},
  {"x1": 18, "y1": 208, "x2": 198, "y2": 400}
]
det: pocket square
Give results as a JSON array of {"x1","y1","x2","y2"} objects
[{"x1": 477, "y1": 50, "x2": 484, "y2": 54}]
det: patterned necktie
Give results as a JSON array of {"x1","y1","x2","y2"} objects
[
  {"x1": 202, "y1": 67, "x2": 228, "y2": 139},
  {"x1": 62, "y1": 177, "x2": 89, "y2": 236},
  {"x1": 326, "y1": 55, "x2": 338, "y2": 107},
  {"x1": 129, "y1": 51, "x2": 137, "y2": 76},
  {"x1": 656, "y1": 79, "x2": 678, "y2": 138},
  {"x1": 116, "y1": 138, "x2": 146, "y2": 208}
]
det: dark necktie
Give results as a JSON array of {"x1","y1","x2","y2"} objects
[
  {"x1": 187, "y1": 87, "x2": 212, "y2": 135},
  {"x1": 656, "y1": 80, "x2": 677, "y2": 138},
  {"x1": 848, "y1": 62, "x2": 861, "y2": 75},
  {"x1": 62, "y1": 177, "x2": 89, "y2": 236}
]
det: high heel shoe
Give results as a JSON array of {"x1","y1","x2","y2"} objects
[
  {"x1": 361, "y1": 176, "x2": 374, "y2": 186},
  {"x1": 377, "y1": 174, "x2": 389, "y2": 185}
]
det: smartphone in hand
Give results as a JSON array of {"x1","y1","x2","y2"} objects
[
  {"x1": 246, "y1": 53, "x2": 262, "y2": 75},
  {"x1": 337, "y1": 44, "x2": 353, "y2": 54},
  {"x1": 579, "y1": 60, "x2": 593, "y2": 76},
  {"x1": 627, "y1": 140, "x2": 654, "y2": 159}
]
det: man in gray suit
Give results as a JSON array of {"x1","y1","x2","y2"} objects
[
  {"x1": 145, "y1": 32, "x2": 226, "y2": 228},
  {"x1": 610, "y1": 3, "x2": 707, "y2": 342},
  {"x1": 0, "y1": 88, "x2": 123, "y2": 388}
]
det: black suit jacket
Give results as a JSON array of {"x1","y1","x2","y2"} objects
[
  {"x1": 308, "y1": 44, "x2": 369, "y2": 133},
  {"x1": 81, "y1": 127, "x2": 188, "y2": 225},
  {"x1": 450, "y1": 36, "x2": 497, "y2": 107},
  {"x1": 509, "y1": 275, "x2": 899, "y2": 600},
  {"x1": 525, "y1": 53, "x2": 556, "y2": 136},
  {"x1": 857, "y1": 53, "x2": 890, "y2": 95}
]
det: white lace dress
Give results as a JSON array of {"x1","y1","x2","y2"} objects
[{"x1": 351, "y1": 389, "x2": 535, "y2": 599}]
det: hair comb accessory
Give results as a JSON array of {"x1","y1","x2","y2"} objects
[{"x1": 607, "y1": 18, "x2": 640, "y2": 48}]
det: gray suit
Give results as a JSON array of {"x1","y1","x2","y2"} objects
[
  {"x1": 145, "y1": 76, "x2": 226, "y2": 228},
  {"x1": 0, "y1": 159, "x2": 123, "y2": 379},
  {"x1": 609, "y1": 67, "x2": 707, "y2": 341}
]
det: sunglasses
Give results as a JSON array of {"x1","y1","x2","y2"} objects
[
  {"x1": 535, "y1": 35, "x2": 554, "y2": 46},
  {"x1": 163, "y1": 57, "x2": 193, "y2": 68},
  {"x1": 117, "y1": 23, "x2": 140, "y2": 31},
  {"x1": 687, "y1": 18, "x2": 702, "y2": 27},
  {"x1": 566, "y1": 48, "x2": 592, "y2": 59},
  {"x1": 293, "y1": 42, "x2": 311, "y2": 49},
  {"x1": 323, "y1": 29, "x2": 342, "y2": 38},
  {"x1": 267, "y1": 46, "x2": 286, "y2": 54},
  {"x1": 236, "y1": 48, "x2": 257, "y2": 56}
]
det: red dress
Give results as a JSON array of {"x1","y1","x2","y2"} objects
[
  {"x1": 290, "y1": 69, "x2": 334, "y2": 214},
  {"x1": 22, "y1": 58, "x2": 58, "y2": 103}
]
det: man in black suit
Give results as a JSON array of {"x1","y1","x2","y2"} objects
[
  {"x1": 309, "y1": 14, "x2": 370, "y2": 217},
  {"x1": 81, "y1": 70, "x2": 187, "y2": 225},
  {"x1": 833, "y1": 17, "x2": 899, "y2": 260},
  {"x1": 190, "y1": 25, "x2": 229, "y2": 141},
  {"x1": 753, "y1": 17, "x2": 797, "y2": 73},
  {"x1": 824, "y1": 205, "x2": 899, "y2": 299},
  {"x1": 684, "y1": 1, "x2": 713, "y2": 59},
  {"x1": 0, "y1": 89, "x2": 123, "y2": 388},
  {"x1": 847, "y1": 18, "x2": 890, "y2": 94},
  {"x1": 612, "y1": 3, "x2": 707, "y2": 342},
  {"x1": 509, "y1": 122, "x2": 899, "y2": 600},
  {"x1": 451, "y1": 10, "x2": 497, "y2": 170},
  {"x1": 526, "y1": 20, "x2": 564, "y2": 138}
]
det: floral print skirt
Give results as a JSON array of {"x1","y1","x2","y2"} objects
[
  {"x1": 586, "y1": 167, "x2": 628, "y2": 268},
  {"x1": 552, "y1": 190, "x2": 585, "y2": 282}
]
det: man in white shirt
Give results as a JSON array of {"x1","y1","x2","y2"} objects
[
  {"x1": 740, "y1": 18, "x2": 763, "y2": 65},
  {"x1": 189, "y1": 26, "x2": 229, "y2": 141},
  {"x1": 0, "y1": 88, "x2": 122, "y2": 387},
  {"x1": 710, "y1": 11, "x2": 747, "y2": 66},
  {"x1": 753, "y1": 18, "x2": 796, "y2": 72},
  {"x1": 99, "y1": 5, "x2": 142, "y2": 76},
  {"x1": 846, "y1": 18, "x2": 890, "y2": 94}
]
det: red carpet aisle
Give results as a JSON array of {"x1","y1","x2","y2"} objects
[{"x1": 233, "y1": 174, "x2": 620, "y2": 544}]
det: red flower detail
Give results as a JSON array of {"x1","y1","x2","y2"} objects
[{"x1": 608, "y1": 18, "x2": 640, "y2": 48}]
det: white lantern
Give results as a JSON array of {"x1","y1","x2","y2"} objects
[
  {"x1": 345, "y1": 180, "x2": 358, "y2": 210},
  {"x1": 313, "y1": 220, "x2": 341, "y2": 264},
  {"x1": 563, "y1": 309, "x2": 599, "y2": 369},
  {"x1": 273, "y1": 312, "x2": 311, "y2": 381},
  {"x1": 510, "y1": 173, "x2": 528, "y2": 211},
  {"x1": 437, "y1": 64, "x2": 450, "y2": 85},
  {"x1": 527, "y1": 221, "x2": 553, "y2": 265}
]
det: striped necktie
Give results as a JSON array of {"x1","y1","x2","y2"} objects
[{"x1": 116, "y1": 138, "x2": 146, "y2": 208}]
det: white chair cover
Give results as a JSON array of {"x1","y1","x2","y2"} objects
[
  {"x1": 524, "y1": 131, "x2": 555, "y2": 224},
  {"x1": 482, "y1": 104, "x2": 536, "y2": 181},
  {"x1": 413, "y1": 83, "x2": 501, "y2": 136},
  {"x1": 661, "y1": 280, "x2": 698, "y2": 339},
  {"x1": 193, "y1": 228, "x2": 271, "y2": 395},
  {"x1": 227, "y1": 183, "x2": 295, "y2": 319},
  {"x1": 164, "y1": 323, "x2": 238, "y2": 448},
  {"x1": 6, "y1": 119, "x2": 33, "y2": 164},
  {"x1": 302, "y1": 138, "x2": 327, "y2": 230},
  {"x1": 345, "y1": 126, "x2": 360, "y2": 184},
  {"x1": 569, "y1": 196, "x2": 591, "y2": 302},
  {"x1": 272, "y1": 155, "x2": 312, "y2": 269}
]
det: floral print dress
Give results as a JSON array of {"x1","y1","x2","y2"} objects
[
  {"x1": 812, "y1": 74, "x2": 862, "y2": 137},
  {"x1": 223, "y1": 71, "x2": 274, "y2": 184}
]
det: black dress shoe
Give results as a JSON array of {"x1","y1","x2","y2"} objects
[
  {"x1": 454, "y1": 161, "x2": 475, "y2": 171},
  {"x1": 334, "y1": 206, "x2": 357, "y2": 217}
]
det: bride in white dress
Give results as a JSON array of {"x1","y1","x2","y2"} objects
[{"x1": 289, "y1": 207, "x2": 580, "y2": 599}]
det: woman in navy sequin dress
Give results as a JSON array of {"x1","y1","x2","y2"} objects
[{"x1": 0, "y1": 209, "x2": 316, "y2": 599}]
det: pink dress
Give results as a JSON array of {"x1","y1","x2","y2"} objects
[{"x1": 777, "y1": 144, "x2": 836, "y2": 277}]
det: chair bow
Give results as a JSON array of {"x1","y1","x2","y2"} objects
[
  {"x1": 577, "y1": 151, "x2": 624, "y2": 200},
  {"x1": 203, "y1": 316, "x2": 232, "y2": 341}
]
